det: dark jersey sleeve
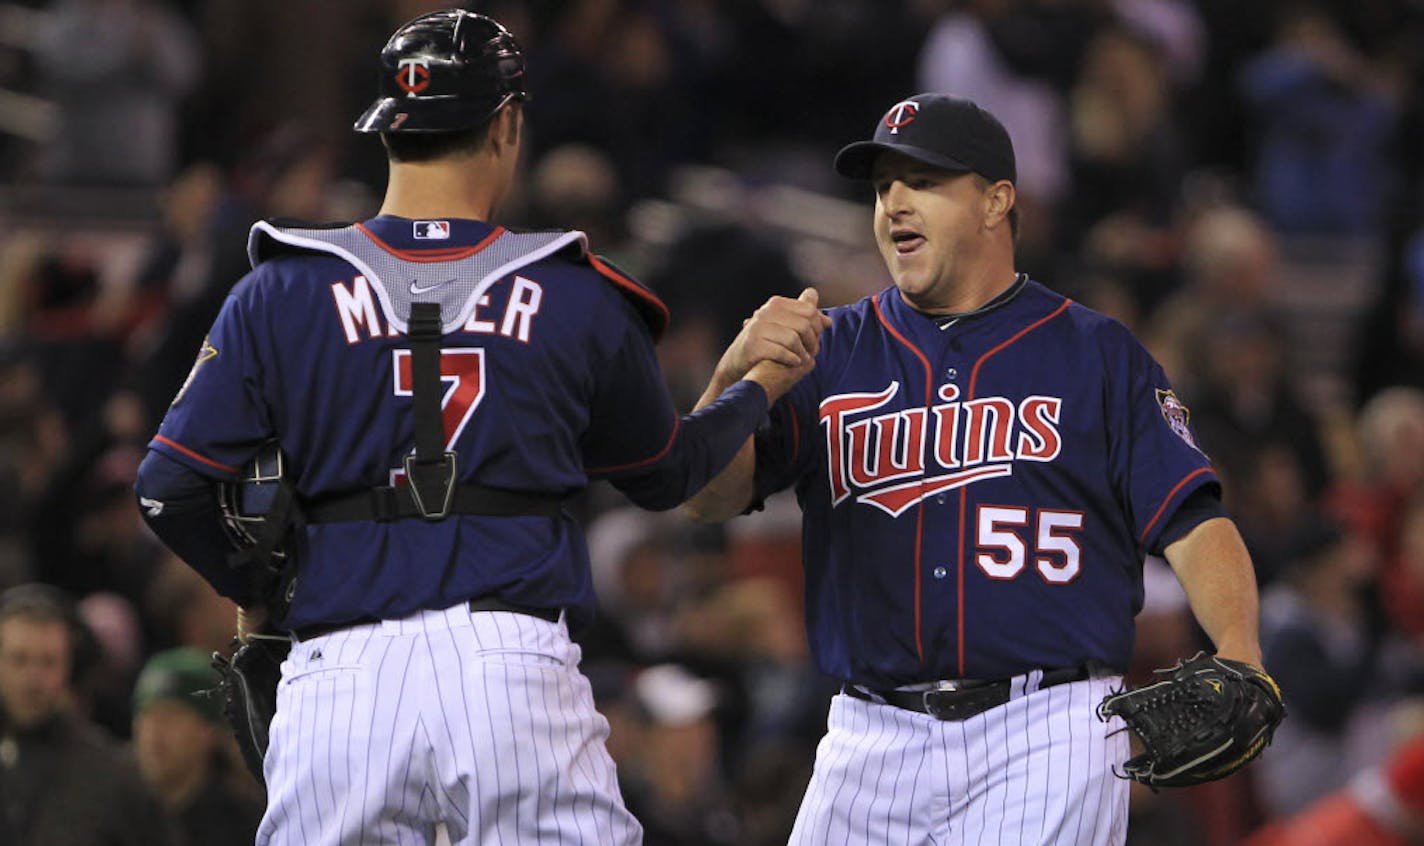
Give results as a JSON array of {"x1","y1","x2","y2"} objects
[
  {"x1": 1149, "y1": 486, "x2": 1229, "y2": 556},
  {"x1": 750, "y1": 370, "x2": 821, "y2": 508},
  {"x1": 140, "y1": 271, "x2": 276, "y2": 605},
  {"x1": 1104, "y1": 322, "x2": 1219, "y2": 553},
  {"x1": 147, "y1": 271, "x2": 275, "y2": 478},
  {"x1": 582, "y1": 297, "x2": 769, "y2": 510},
  {"x1": 134, "y1": 450, "x2": 262, "y2": 605}
]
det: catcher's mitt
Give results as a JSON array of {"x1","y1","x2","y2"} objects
[
  {"x1": 1097, "y1": 651, "x2": 1284, "y2": 788},
  {"x1": 212, "y1": 636, "x2": 290, "y2": 786}
]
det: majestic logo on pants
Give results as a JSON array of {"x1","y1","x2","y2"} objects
[{"x1": 820, "y1": 382, "x2": 1063, "y2": 516}]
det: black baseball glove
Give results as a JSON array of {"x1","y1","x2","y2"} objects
[
  {"x1": 212, "y1": 636, "x2": 290, "y2": 786},
  {"x1": 1096, "y1": 651, "x2": 1285, "y2": 788}
]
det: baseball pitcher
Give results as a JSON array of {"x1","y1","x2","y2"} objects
[{"x1": 686, "y1": 94, "x2": 1282, "y2": 845}]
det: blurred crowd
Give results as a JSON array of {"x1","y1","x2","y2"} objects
[{"x1": 1, "y1": 0, "x2": 1424, "y2": 844}]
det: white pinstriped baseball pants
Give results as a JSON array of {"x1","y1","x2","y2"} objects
[
  {"x1": 789, "y1": 672, "x2": 1131, "y2": 846},
  {"x1": 256, "y1": 604, "x2": 642, "y2": 846}
]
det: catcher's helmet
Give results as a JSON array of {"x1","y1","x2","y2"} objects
[
  {"x1": 218, "y1": 441, "x2": 288, "y2": 560},
  {"x1": 354, "y1": 10, "x2": 527, "y2": 134}
]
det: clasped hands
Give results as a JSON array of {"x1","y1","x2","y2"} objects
[{"x1": 720, "y1": 288, "x2": 833, "y2": 403}]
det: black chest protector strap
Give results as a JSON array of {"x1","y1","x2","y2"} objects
[
  {"x1": 302, "y1": 302, "x2": 564, "y2": 524},
  {"x1": 405, "y1": 303, "x2": 456, "y2": 519}
]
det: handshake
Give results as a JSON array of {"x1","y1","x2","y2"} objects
[{"x1": 718, "y1": 288, "x2": 834, "y2": 404}]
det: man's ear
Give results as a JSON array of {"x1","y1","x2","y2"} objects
[{"x1": 984, "y1": 180, "x2": 1016, "y2": 230}]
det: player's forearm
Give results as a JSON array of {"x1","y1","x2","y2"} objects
[
  {"x1": 681, "y1": 292, "x2": 822, "y2": 522},
  {"x1": 680, "y1": 376, "x2": 757, "y2": 522},
  {"x1": 611, "y1": 380, "x2": 766, "y2": 512},
  {"x1": 682, "y1": 438, "x2": 756, "y2": 523},
  {"x1": 1163, "y1": 516, "x2": 1264, "y2": 667},
  {"x1": 134, "y1": 450, "x2": 263, "y2": 606},
  {"x1": 700, "y1": 361, "x2": 749, "y2": 408}
]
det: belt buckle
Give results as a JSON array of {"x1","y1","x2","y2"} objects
[
  {"x1": 922, "y1": 679, "x2": 1002, "y2": 721},
  {"x1": 922, "y1": 680, "x2": 964, "y2": 720}
]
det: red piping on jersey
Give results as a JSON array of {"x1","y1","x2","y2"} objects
[
  {"x1": 588, "y1": 255, "x2": 671, "y2": 338},
  {"x1": 958, "y1": 297, "x2": 1072, "y2": 676},
  {"x1": 966, "y1": 299, "x2": 1073, "y2": 397},
  {"x1": 152, "y1": 435, "x2": 238, "y2": 474},
  {"x1": 585, "y1": 413, "x2": 680, "y2": 475},
  {"x1": 789, "y1": 404, "x2": 800, "y2": 461},
  {"x1": 1140, "y1": 467, "x2": 1214, "y2": 545},
  {"x1": 355, "y1": 223, "x2": 505, "y2": 262},
  {"x1": 871, "y1": 294, "x2": 933, "y2": 664}
]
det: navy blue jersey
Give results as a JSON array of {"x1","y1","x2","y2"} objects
[
  {"x1": 754, "y1": 279, "x2": 1217, "y2": 687},
  {"x1": 144, "y1": 216, "x2": 765, "y2": 630}
]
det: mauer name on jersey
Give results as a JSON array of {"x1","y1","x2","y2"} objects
[
  {"x1": 328, "y1": 274, "x2": 543, "y2": 344},
  {"x1": 821, "y1": 381, "x2": 1063, "y2": 517}
]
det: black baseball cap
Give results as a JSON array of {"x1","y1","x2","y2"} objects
[{"x1": 834, "y1": 94, "x2": 1016, "y2": 184}]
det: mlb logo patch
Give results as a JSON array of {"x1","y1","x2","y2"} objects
[{"x1": 413, "y1": 220, "x2": 450, "y2": 240}]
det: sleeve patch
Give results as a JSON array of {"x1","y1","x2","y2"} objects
[
  {"x1": 1155, "y1": 389, "x2": 1202, "y2": 453},
  {"x1": 173, "y1": 338, "x2": 219, "y2": 406}
]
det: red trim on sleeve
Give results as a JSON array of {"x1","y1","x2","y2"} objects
[
  {"x1": 588, "y1": 255, "x2": 671, "y2": 338},
  {"x1": 355, "y1": 223, "x2": 505, "y2": 263},
  {"x1": 152, "y1": 435, "x2": 239, "y2": 473},
  {"x1": 585, "y1": 414, "x2": 680, "y2": 475},
  {"x1": 1139, "y1": 467, "x2": 1214, "y2": 546},
  {"x1": 872, "y1": 293, "x2": 933, "y2": 664}
]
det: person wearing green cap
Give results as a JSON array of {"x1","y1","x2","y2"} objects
[{"x1": 132, "y1": 647, "x2": 262, "y2": 846}]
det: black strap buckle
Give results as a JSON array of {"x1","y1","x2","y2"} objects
[{"x1": 404, "y1": 451, "x2": 458, "y2": 520}]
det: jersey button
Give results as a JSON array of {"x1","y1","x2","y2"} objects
[
  {"x1": 933, "y1": 566, "x2": 948, "y2": 579},
  {"x1": 936, "y1": 493, "x2": 947, "y2": 504},
  {"x1": 945, "y1": 367, "x2": 958, "y2": 380}
]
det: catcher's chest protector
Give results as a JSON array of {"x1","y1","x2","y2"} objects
[{"x1": 246, "y1": 222, "x2": 588, "y2": 334}]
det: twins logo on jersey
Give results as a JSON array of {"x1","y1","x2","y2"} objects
[{"x1": 820, "y1": 381, "x2": 1063, "y2": 517}]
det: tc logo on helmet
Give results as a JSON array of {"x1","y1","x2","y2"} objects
[
  {"x1": 884, "y1": 100, "x2": 919, "y2": 135},
  {"x1": 396, "y1": 58, "x2": 431, "y2": 95}
]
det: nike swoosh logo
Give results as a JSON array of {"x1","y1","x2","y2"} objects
[{"x1": 409, "y1": 279, "x2": 455, "y2": 295}]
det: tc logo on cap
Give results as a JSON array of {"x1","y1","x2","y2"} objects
[
  {"x1": 884, "y1": 100, "x2": 919, "y2": 135},
  {"x1": 396, "y1": 58, "x2": 431, "y2": 95}
]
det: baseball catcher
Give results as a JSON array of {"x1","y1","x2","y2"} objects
[
  {"x1": 134, "y1": 9, "x2": 825, "y2": 840},
  {"x1": 1097, "y1": 651, "x2": 1285, "y2": 788}
]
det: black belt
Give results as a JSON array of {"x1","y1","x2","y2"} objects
[
  {"x1": 842, "y1": 664, "x2": 1095, "y2": 722},
  {"x1": 303, "y1": 484, "x2": 564, "y2": 523},
  {"x1": 291, "y1": 597, "x2": 561, "y2": 641}
]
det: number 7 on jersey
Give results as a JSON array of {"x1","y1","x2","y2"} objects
[{"x1": 392, "y1": 348, "x2": 487, "y2": 448}]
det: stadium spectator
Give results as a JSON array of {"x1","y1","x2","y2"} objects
[
  {"x1": 30, "y1": 0, "x2": 199, "y2": 188},
  {"x1": 131, "y1": 648, "x2": 262, "y2": 846},
  {"x1": 0, "y1": 584, "x2": 170, "y2": 845}
]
